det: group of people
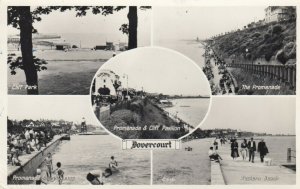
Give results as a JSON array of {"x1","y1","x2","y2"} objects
[
  {"x1": 34, "y1": 153, "x2": 64, "y2": 185},
  {"x1": 86, "y1": 156, "x2": 119, "y2": 185},
  {"x1": 7, "y1": 128, "x2": 53, "y2": 166},
  {"x1": 203, "y1": 45, "x2": 235, "y2": 95},
  {"x1": 208, "y1": 137, "x2": 270, "y2": 164},
  {"x1": 230, "y1": 137, "x2": 269, "y2": 163},
  {"x1": 34, "y1": 155, "x2": 119, "y2": 185}
]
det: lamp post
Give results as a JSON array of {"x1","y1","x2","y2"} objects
[{"x1": 123, "y1": 74, "x2": 129, "y2": 99}]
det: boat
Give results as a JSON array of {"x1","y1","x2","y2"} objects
[{"x1": 158, "y1": 99, "x2": 173, "y2": 108}]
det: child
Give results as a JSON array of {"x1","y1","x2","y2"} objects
[
  {"x1": 45, "y1": 153, "x2": 53, "y2": 178},
  {"x1": 12, "y1": 153, "x2": 21, "y2": 166},
  {"x1": 109, "y1": 156, "x2": 118, "y2": 171},
  {"x1": 53, "y1": 162, "x2": 64, "y2": 185}
]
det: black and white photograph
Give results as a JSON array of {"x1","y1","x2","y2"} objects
[
  {"x1": 7, "y1": 6, "x2": 151, "y2": 95},
  {"x1": 1, "y1": 0, "x2": 299, "y2": 188},
  {"x1": 7, "y1": 96, "x2": 151, "y2": 185},
  {"x1": 153, "y1": 6, "x2": 296, "y2": 95},
  {"x1": 91, "y1": 47, "x2": 211, "y2": 139},
  {"x1": 153, "y1": 97, "x2": 296, "y2": 185}
]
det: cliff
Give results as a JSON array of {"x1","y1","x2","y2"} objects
[{"x1": 209, "y1": 19, "x2": 296, "y2": 65}]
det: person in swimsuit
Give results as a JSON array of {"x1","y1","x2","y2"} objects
[
  {"x1": 86, "y1": 168, "x2": 112, "y2": 185},
  {"x1": 45, "y1": 153, "x2": 53, "y2": 178},
  {"x1": 53, "y1": 162, "x2": 64, "y2": 185},
  {"x1": 109, "y1": 156, "x2": 118, "y2": 171}
]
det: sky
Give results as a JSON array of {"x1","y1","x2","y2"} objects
[
  {"x1": 8, "y1": 96, "x2": 99, "y2": 125},
  {"x1": 8, "y1": 6, "x2": 151, "y2": 46},
  {"x1": 154, "y1": 6, "x2": 266, "y2": 40},
  {"x1": 100, "y1": 47, "x2": 211, "y2": 96},
  {"x1": 202, "y1": 97, "x2": 296, "y2": 135}
]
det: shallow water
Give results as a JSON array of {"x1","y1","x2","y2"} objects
[
  {"x1": 153, "y1": 138, "x2": 212, "y2": 185},
  {"x1": 164, "y1": 98, "x2": 210, "y2": 127},
  {"x1": 51, "y1": 135, "x2": 151, "y2": 185}
]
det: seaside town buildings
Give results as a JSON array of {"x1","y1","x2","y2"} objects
[{"x1": 264, "y1": 6, "x2": 290, "y2": 23}]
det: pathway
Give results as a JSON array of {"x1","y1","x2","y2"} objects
[{"x1": 217, "y1": 143, "x2": 296, "y2": 185}]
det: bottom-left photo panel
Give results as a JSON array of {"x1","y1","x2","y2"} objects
[{"x1": 6, "y1": 96, "x2": 151, "y2": 185}]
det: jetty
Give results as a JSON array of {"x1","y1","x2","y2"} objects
[
  {"x1": 7, "y1": 134, "x2": 68, "y2": 184},
  {"x1": 212, "y1": 143, "x2": 296, "y2": 185}
]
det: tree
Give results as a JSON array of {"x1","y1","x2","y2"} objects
[
  {"x1": 8, "y1": 7, "x2": 38, "y2": 94},
  {"x1": 8, "y1": 6, "x2": 150, "y2": 94}
]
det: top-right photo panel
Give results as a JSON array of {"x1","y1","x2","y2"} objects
[{"x1": 153, "y1": 6, "x2": 296, "y2": 95}]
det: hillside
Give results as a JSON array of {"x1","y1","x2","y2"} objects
[{"x1": 210, "y1": 20, "x2": 296, "y2": 64}]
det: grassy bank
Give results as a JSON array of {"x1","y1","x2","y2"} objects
[
  {"x1": 211, "y1": 20, "x2": 296, "y2": 64},
  {"x1": 228, "y1": 68, "x2": 295, "y2": 95},
  {"x1": 102, "y1": 98, "x2": 188, "y2": 139}
]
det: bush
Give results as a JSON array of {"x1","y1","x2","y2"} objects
[
  {"x1": 252, "y1": 32, "x2": 261, "y2": 38},
  {"x1": 264, "y1": 33, "x2": 271, "y2": 40},
  {"x1": 276, "y1": 50, "x2": 288, "y2": 64},
  {"x1": 272, "y1": 25, "x2": 283, "y2": 35}
]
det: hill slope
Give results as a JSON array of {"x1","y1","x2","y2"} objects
[{"x1": 210, "y1": 20, "x2": 296, "y2": 64}]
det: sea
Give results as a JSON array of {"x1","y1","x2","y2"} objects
[
  {"x1": 34, "y1": 33, "x2": 150, "y2": 49},
  {"x1": 260, "y1": 136, "x2": 296, "y2": 165},
  {"x1": 163, "y1": 98, "x2": 211, "y2": 128},
  {"x1": 50, "y1": 135, "x2": 150, "y2": 185},
  {"x1": 154, "y1": 39, "x2": 206, "y2": 68}
]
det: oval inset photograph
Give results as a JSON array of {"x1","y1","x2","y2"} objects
[{"x1": 90, "y1": 47, "x2": 211, "y2": 139}]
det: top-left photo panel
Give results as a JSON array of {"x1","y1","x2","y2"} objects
[{"x1": 7, "y1": 6, "x2": 152, "y2": 95}]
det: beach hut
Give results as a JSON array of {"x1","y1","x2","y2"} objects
[{"x1": 55, "y1": 42, "x2": 71, "y2": 51}]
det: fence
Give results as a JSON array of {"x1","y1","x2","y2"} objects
[{"x1": 227, "y1": 63, "x2": 296, "y2": 89}]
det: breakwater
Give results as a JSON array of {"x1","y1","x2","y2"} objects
[{"x1": 7, "y1": 135, "x2": 67, "y2": 184}]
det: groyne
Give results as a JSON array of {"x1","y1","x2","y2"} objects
[{"x1": 7, "y1": 134, "x2": 67, "y2": 184}]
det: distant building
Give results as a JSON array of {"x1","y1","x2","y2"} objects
[
  {"x1": 265, "y1": 6, "x2": 290, "y2": 23},
  {"x1": 55, "y1": 42, "x2": 71, "y2": 51}
]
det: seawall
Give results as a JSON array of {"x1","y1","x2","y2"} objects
[{"x1": 7, "y1": 134, "x2": 67, "y2": 184}]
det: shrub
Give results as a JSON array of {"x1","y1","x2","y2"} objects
[
  {"x1": 264, "y1": 33, "x2": 271, "y2": 40},
  {"x1": 252, "y1": 32, "x2": 261, "y2": 38},
  {"x1": 272, "y1": 25, "x2": 283, "y2": 35}
]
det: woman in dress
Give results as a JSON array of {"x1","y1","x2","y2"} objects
[
  {"x1": 231, "y1": 139, "x2": 239, "y2": 160},
  {"x1": 240, "y1": 139, "x2": 248, "y2": 160}
]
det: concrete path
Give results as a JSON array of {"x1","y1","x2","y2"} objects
[{"x1": 217, "y1": 143, "x2": 296, "y2": 185}]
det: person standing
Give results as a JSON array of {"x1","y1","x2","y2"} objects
[
  {"x1": 213, "y1": 139, "x2": 219, "y2": 151},
  {"x1": 240, "y1": 139, "x2": 248, "y2": 160},
  {"x1": 258, "y1": 139, "x2": 269, "y2": 163},
  {"x1": 231, "y1": 139, "x2": 239, "y2": 160},
  {"x1": 248, "y1": 137, "x2": 256, "y2": 163}
]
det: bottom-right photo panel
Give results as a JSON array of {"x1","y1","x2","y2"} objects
[{"x1": 153, "y1": 97, "x2": 296, "y2": 185}]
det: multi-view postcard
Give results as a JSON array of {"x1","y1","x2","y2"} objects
[{"x1": 0, "y1": 1, "x2": 298, "y2": 188}]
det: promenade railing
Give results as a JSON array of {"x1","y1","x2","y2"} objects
[{"x1": 227, "y1": 63, "x2": 296, "y2": 89}]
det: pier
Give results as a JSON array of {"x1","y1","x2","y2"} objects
[
  {"x1": 212, "y1": 143, "x2": 296, "y2": 185},
  {"x1": 7, "y1": 134, "x2": 68, "y2": 184}
]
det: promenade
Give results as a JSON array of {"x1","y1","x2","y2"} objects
[
  {"x1": 217, "y1": 143, "x2": 296, "y2": 185},
  {"x1": 7, "y1": 135, "x2": 66, "y2": 184}
]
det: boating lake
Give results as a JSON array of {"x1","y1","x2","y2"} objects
[{"x1": 51, "y1": 135, "x2": 151, "y2": 185}]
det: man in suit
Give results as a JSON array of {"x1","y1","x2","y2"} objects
[{"x1": 248, "y1": 137, "x2": 256, "y2": 163}]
